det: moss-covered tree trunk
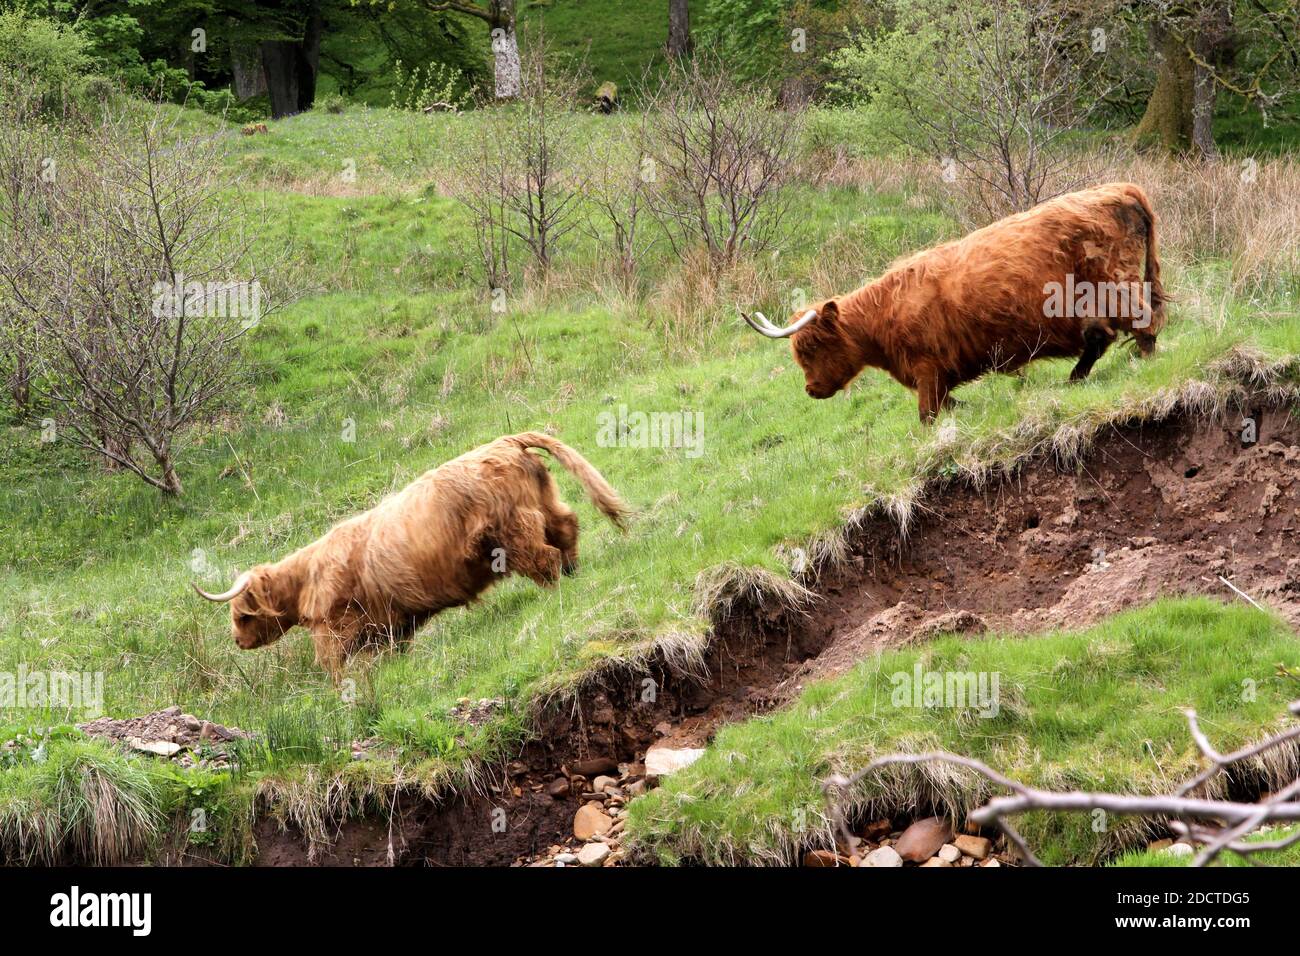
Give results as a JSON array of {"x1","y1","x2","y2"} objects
[
  {"x1": 1135, "y1": 2, "x2": 1230, "y2": 159},
  {"x1": 1134, "y1": 23, "x2": 1195, "y2": 152}
]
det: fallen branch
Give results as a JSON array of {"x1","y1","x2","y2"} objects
[{"x1": 824, "y1": 699, "x2": 1300, "y2": 867}]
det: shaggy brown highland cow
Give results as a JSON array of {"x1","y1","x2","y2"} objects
[
  {"x1": 744, "y1": 182, "x2": 1167, "y2": 422},
  {"x1": 193, "y1": 432, "x2": 627, "y2": 678}
]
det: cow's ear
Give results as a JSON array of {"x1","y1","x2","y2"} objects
[{"x1": 820, "y1": 300, "x2": 839, "y2": 322}]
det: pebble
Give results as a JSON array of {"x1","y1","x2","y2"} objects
[
  {"x1": 894, "y1": 817, "x2": 953, "y2": 862},
  {"x1": 577, "y1": 843, "x2": 611, "y2": 867},
  {"x1": 644, "y1": 745, "x2": 706, "y2": 781},
  {"x1": 573, "y1": 803, "x2": 613, "y2": 841},
  {"x1": 861, "y1": 845, "x2": 904, "y2": 868},
  {"x1": 954, "y1": 834, "x2": 992, "y2": 860}
]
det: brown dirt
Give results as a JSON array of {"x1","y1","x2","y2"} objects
[
  {"x1": 785, "y1": 406, "x2": 1300, "y2": 691},
  {"x1": 235, "y1": 406, "x2": 1300, "y2": 865}
]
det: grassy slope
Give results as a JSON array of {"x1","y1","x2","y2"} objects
[
  {"x1": 525, "y1": 0, "x2": 668, "y2": 97},
  {"x1": 1, "y1": 104, "x2": 1299, "y2": 862},
  {"x1": 624, "y1": 599, "x2": 1300, "y2": 865}
]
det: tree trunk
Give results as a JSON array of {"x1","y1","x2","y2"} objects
[
  {"x1": 493, "y1": 28, "x2": 521, "y2": 99},
  {"x1": 1190, "y1": 1, "x2": 1231, "y2": 160},
  {"x1": 1191, "y1": 55, "x2": 1218, "y2": 159},
  {"x1": 261, "y1": 40, "x2": 301, "y2": 119},
  {"x1": 96, "y1": 425, "x2": 127, "y2": 473},
  {"x1": 9, "y1": 350, "x2": 29, "y2": 412},
  {"x1": 296, "y1": 4, "x2": 324, "y2": 113},
  {"x1": 260, "y1": 3, "x2": 324, "y2": 120},
  {"x1": 668, "y1": 0, "x2": 692, "y2": 58},
  {"x1": 1136, "y1": 3, "x2": 1231, "y2": 158},
  {"x1": 1134, "y1": 23, "x2": 1195, "y2": 151},
  {"x1": 231, "y1": 46, "x2": 268, "y2": 99},
  {"x1": 488, "y1": 0, "x2": 520, "y2": 99},
  {"x1": 158, "y1": 453, "x2": 183, "y2": 496}
]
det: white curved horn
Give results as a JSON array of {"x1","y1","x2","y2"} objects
[
  {"x1": 192, "y1": 571, "x2": 252, "y2": 603},
  {"x1": 741, "y1": 308, "x2": 819, "y2": 338}
]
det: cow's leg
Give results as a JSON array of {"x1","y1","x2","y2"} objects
[
  {"x1": 1130, "y1": 287, "x2": 1158, "y2": 357},
  {"x1": 940, "y1": 373, "x2": 964, "y2": 410},
  {"x1": 535, "y1": 467, "x2": 581, "y2": 574},
  {"x1": 310, "y1": 623, "x2": 353, "y2": 682},
  {"x1": 504, "y1": 508, "x2": 565, "y2": 586},
  {"x1": 1069, "y1": 320, "x2": 1116, "y2": 382},
  {"x1": 545, "y1": 507, "x2": 580, "y2": 575},
  {"x1": 915, "y1": 366, "x2": 949, "y2": 424}
]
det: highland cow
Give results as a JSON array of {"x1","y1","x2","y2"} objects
[
  {"x1": 193, "y1": 433, "x2": 628, "y2": 678},
  {"x1": 743, "y1": 183, "x2": 1167, "y2": 422}
]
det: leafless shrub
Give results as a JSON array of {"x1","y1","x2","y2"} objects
[
  {"x1": 448, "y1": 29, "x2": 588, "y2": 289},
  {"x1": 826, "y1": 698, "x2": 1300, "y2": 867},
  {"x1": 641, "y1": 54, "x2": 802, "y2": 270},
  {"x1": 450, "y1": 123, "x2": 515, "y2": 292},
  {"x1": 585, "y1": 112, "x2": 658, "y2": 292},
  {"x1": 0, "y1": 98, "x2": 280, "y2": 495},
  {"x1": 0, "y1": 72, "x2": 68, "y2": 414}
]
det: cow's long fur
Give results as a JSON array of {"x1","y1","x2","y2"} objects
[
  {"x1": 205, "y1": 433, "x2": 628, "y2": 677},
  {"x1": 781, "y1": 182, "x2": 1167, "y2": 421}
]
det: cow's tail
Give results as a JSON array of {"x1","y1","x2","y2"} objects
[
  {"x1": 1124, "y1": 183, "x2": 1167, "y2": 338},
  {"x1": 509, "y1": 432, "x2": 629, "y2": 528}
]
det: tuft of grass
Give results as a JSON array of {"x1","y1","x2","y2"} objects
[
  {"x1": 0, "y1": 737, "x2": 165, "y2": 865},
  {"x1": 624, "y1": 598, "x2": 1300, "y2": 866}
]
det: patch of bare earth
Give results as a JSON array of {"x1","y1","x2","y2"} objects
[
  {"x1": 786, "y1": 406, "x2": 1300, "y2": 691},
  {"x1": 78, "y1": 706, "x2": 249, "y2": 768},
  {"x1": 217, "y1": 407, "x2": 1300, "y2": 864}
]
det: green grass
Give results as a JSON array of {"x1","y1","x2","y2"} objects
[
  {"x1": 624, "y1": 599, "x2": 1300, "y2": 866},
  {"x1": 2, "y1": 104, "x2": 1299, "y2": 863},
  {"x1": 1113, "y1": 827, "x2": 1300, "y2": 867},
  {"x1": 525, "y1": 0, "x2": 668, "y2": 99}
]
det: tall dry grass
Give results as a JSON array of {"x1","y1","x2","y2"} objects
[
  {"x1": 801, "y1": 145, "x2": 1300, "y2": 300},
  {"x1": 1117, "y1": 153, "x2": 1300, "y2": 295}
]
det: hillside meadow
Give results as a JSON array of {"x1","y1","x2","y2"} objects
[{"x1": 1, "y1": 102, "x2": 1298, "y2": 864}]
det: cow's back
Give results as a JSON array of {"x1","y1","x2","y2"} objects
[{"x1": 873, "y1": 184, "x2": 1151, "y2": 379}]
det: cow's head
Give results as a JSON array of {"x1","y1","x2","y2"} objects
[
  {"x1": 742, "y1": 300, "x2": 857, "y2": 399},
  {"x1": 192, "y1": 566, "x2": 299, "y2": 650}
]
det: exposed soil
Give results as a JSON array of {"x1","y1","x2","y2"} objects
[
  {"x1": 207, "y1": 406, "x2": 1300, "y2": 864},
  {"x1": 784, "y1": 405, "x2": 1300, "y2": 691}
]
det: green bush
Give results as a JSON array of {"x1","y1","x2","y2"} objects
[
  {"x1": 316, "y1": 92, "x2": 347, "y2": 114},
  {"x1": 0, "y1": 8, "x2": 96, "y2": 107}
]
